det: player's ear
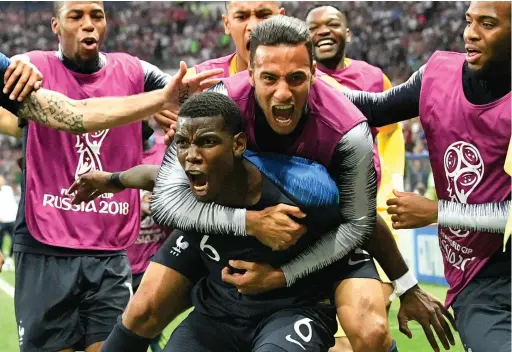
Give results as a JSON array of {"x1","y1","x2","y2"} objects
[
  {"x1": 51, "y1": 17, "x2": 60, "y2": 35},
  {"x1": 278, "y1": 7, "x2": 286, "y2": 15},
  {"x1": 346, "y1": 28, "x2": 352, "y2": 43},
  {"x1": 222, "y1": 14, "x2": 231, "y2": 35},
  {"x1": 249, "y1": 67, "x2": 255, "y2": 87},
  {"x1": 233, "y1": 132, "x2": 246, "y2": 157}
]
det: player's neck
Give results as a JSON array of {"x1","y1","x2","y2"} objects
[
  {"x1": 317, "y1": 54, "x2": 347, "y2": 71},
  {"x1": 236, "y1": 54, "x2": 248, "y2": 73},
  {"x1": 465, "y1": 60, "x2": 511, "y2": 101},
  {"x1": 58, "y1": 48, "x2": 105, "y2": 74},
  {"x1": 214, "y1": 160, "x2": 262, "y2": 208}
]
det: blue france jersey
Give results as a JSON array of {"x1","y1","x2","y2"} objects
[
  {"x1": 185, "y1": 156, "x2": 346, "y2": 322},
  {"x1": 0, "y1": 52, "x2": 10, "y2": 94}
]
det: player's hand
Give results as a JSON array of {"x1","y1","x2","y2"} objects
[
  {"x1": 387, "y1": 190, "x2": 438, "y2": 229},
  {"x1": 246, "y1": 204, "x2": 307, "y2": 251},
  {"x1": 154, "y1": 110, "x2": 178, "y2": 144},
  {"x1": 397, "y1": 285, "x2": 457, "y2": 352},
  {"x1": 141, "y1": 191, "x2": 152, "y2": 218},
  {"x1": 221, "y1": 260, "x2": 286, "y2": 295},
  {"x1": 3, "y1": 56, "x2": 43, "y2": 102},
  {"x1": 68, "y1": 171, "x2": 124, "y2": 204},
  {"x1": 0, "y1": 252, "x2": 4, "y2": 273},
  {"x1": 161, "y1": 61, "x2": 223, "y2": 114}
]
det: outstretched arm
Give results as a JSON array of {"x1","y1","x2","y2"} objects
[
  {"x1": 69, "y1": 165, "x2": 161, "y2": 204},
  {"x1": 16, "y1": 88, "x2": 168, "y2": 135},
  {"x1": 344, "y1": 66, "x2": 425, "y2": 127},
  {"x1": 12, "y1": 61, "x2": 222, "y2": 135}
]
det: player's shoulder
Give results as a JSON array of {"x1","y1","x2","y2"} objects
[
  {"x1": 349, "y1": 58, "x2": 384, "y2": 75},
  {"x1": 424, "y1": 51, "x2": 465, "y2": 71},
  {"x1": 199, "y1": 54, "x2": 234, "y2": 66},
  {"x1": 428, "y1": 50, "x2": 465, "y2": 63},
  {"x1": 221, "y1": 70, "x2": 252, "y2": 99},
  {"x1": 104, "y1": 51, "x2": 140, "y2": 62}
]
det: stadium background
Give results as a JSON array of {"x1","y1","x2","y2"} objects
[{"x1": 0, "y1": 1, "x2": 468, "y2": 351}]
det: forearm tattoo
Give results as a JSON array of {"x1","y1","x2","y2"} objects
[
  {"x1": 178, "y1": 83, "x2": 190, "y2": 104},
  {"x1": 17, "y1": 90, "x2": 87, "y2": 134}
]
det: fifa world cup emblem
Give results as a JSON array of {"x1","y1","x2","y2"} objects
[
  {"x1": 75, "y1": 130, "x2": 110, "y2": 179},
  {"x1": 444, "y1": 141, "x2": 484, "y2": 237}
]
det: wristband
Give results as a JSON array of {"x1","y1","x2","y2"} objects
[
  {"x1": 110, "y1": 172, "x2": 126, "y2": 189},
  {"x1": 389, "y1": 270, "x2": 418, "y2": 301}
]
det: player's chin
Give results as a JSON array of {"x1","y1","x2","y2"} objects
[
  {"x1": 467, "y1": 60, "x2": 489, "y2": 77},
  {"x1": 79, "y1": 49, "x2": 100, "y2": 62},
  {"x1": 191, "y1": 188, "x2": 215, "y2": 202}
]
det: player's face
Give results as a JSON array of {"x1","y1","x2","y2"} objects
[
  {"x1": 307, "y1": 6, "x2": 350, "y2": 64},
  {"x1": 464, "y1": 1, "x2": 511, "y2": 73},
  {"x1": 52, "y1": 1, "x2": 106, "y2": 63},
  {"x1": 223, "y1": 2, "x2": 284, "y2": 66},
  {"x1": 249, "y1": 44, "x2": 316, "y2": 135},
  {"x1": 175, "y1": 116, "x2": 246, "y2": 202}
]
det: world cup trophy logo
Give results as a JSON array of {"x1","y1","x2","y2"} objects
[
  {"x1": 74, "y1": 130, "x2": 110, "y2": 180},
  {"x1": 443, "y1": 141, "x2": 484, "y2": 237}
]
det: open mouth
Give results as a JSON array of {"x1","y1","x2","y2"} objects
[
  {"x1": 81, "y1": 38, "x2": 98, "y2": 50},
  {"x1": 246, "y1": 40, "x2": 251, "y2": 51},
  {"x1": 186, "y1": 170, "x2": 209, "y2": 196},
  {"x1": 316, "y1": 38, "x2": 336, "y2": 51},
  {"x1": 465, "y1": 46, "x2": 482, "y2": 63},
  {"x1": 272, "y1": 105, "x2": 294, "y2": 126}
]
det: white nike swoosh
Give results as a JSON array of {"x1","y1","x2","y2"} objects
[{"x1": 348, "y1": 258, "x2": 370, "y2": 266}]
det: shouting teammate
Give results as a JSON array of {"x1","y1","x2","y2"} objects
[
  {"x1": 162, "y1": 92, "x2": 371, "y2": 351},
  {"x1": 342, "y1": 2, "x2": 510, "y2": 351},
  {"x1": 1, "y1": 1, "x2": 220, "y2": 351}
]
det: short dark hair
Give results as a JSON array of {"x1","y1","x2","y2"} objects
[
  {"x1": 249, "y1": 15, "x2": 313, "y2": 68},
  {"x1": 305, "y1": 3, "x2": 348, "y2": 26},
  {"x1": 178, "y1": 92, "x2": 243, "y2": 135}
]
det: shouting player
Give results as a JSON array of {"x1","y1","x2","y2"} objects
[
  {"x1": 1, "y1": 1, "x2": 220, "y2": 351},
  {"x1": 161, "y1": 92, "x2": 373, "y2": 351}
]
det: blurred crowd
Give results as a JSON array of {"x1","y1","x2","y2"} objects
[{"x1": 0, "y1": 1, "x2": 469, "y2": 195}]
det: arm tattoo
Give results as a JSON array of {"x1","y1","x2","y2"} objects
[
  {"x1": 17, "y1": 90, "x2": 87, "y2": 134},
  {"x1": 178, "y1": 83, "x2": 190, "y2": 104}
]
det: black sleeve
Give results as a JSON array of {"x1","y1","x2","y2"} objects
[
  {"x1": 281, "y1": 122, "x2": 377, "y2": 285},
  {"x1": 140, "y1": 59, "x2": 173, "y2": 92},
  {"x1": 344, "y1": 65, "x2": 425, "y2": 127}
]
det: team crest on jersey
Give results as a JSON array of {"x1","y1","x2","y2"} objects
[
  {"x1": 74, "y1": 130, "x2": 110, "y2": 179},
  {"x1": 443, "y1": 141, "x2": 484, "y2": 237},
  {"x1": 170, "y1": 235, "x2": 189, "y2": 256}
]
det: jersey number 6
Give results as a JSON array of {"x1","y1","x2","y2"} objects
[{"x1": 200, "y1": 235, "x2": 220, "y2": 262}]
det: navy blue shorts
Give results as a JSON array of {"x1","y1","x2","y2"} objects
[
  {"x1": 452, "y1": 276, "x2": 511, "y2": 352},
  {"x1": 165, "y1": 306, "x2": 336, "y2": 352},
  {"x1": 14, "y1": 252, "x2": 132, "y2": 352}
]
